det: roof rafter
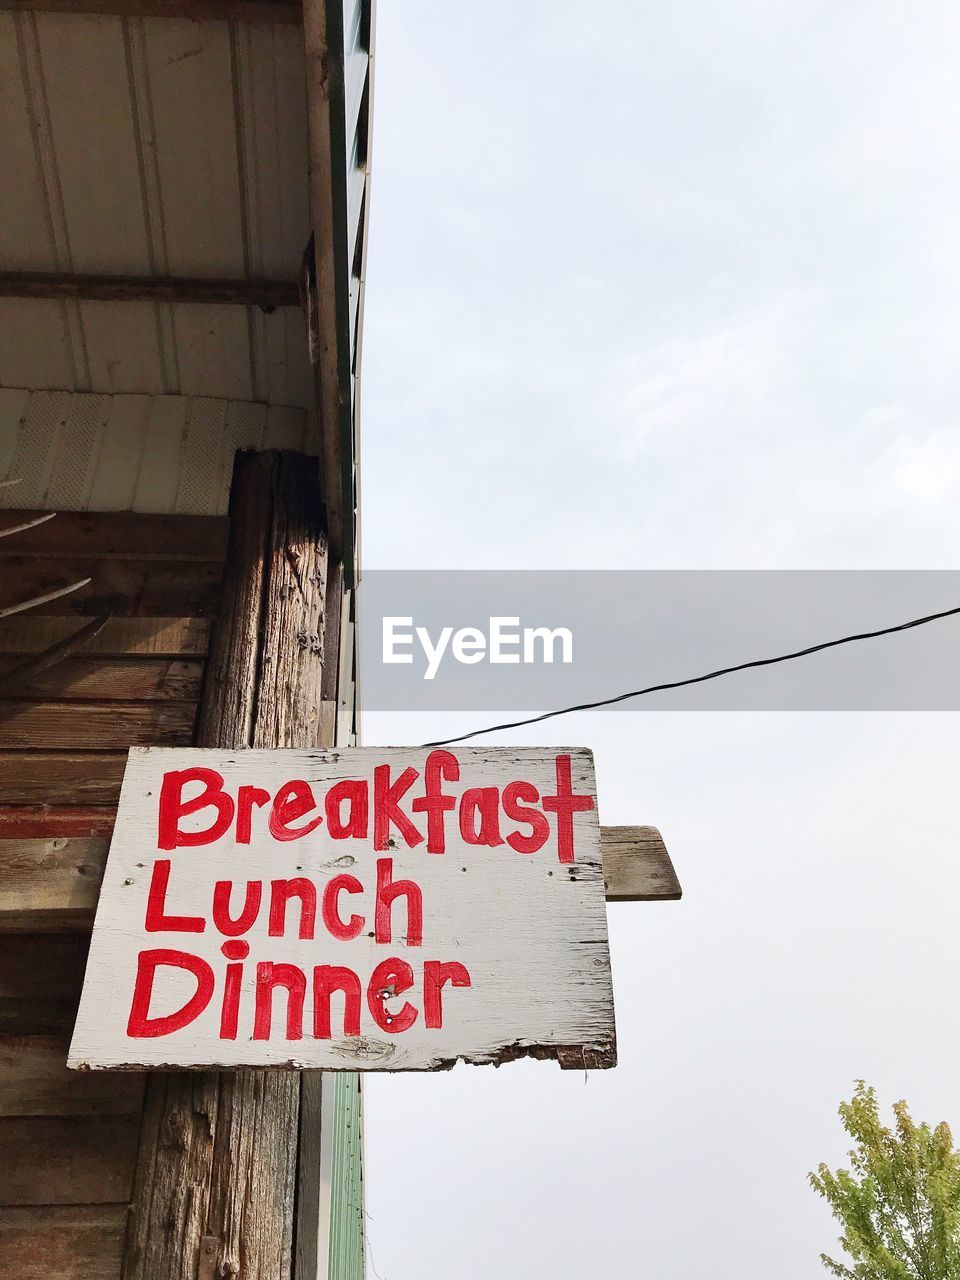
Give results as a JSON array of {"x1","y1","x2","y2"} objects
[
  {"x1": 0, "y1": 271, "x2": 300, "y2": 310},
  {"x1": 0, "y1": 0, "x2": 301, "y2": 21}
]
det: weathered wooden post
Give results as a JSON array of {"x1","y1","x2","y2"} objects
[{"x1": 123, "y1": 451, "x2": 330, "y2": 1280}]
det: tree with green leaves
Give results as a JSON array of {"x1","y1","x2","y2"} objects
[{"x1": 810, "y1": 1082, "x2": 960, "y2": 1279}]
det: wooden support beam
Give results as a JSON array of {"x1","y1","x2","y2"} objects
[
  {"x1": 601, "y1": 826, "x2": 682, "y2": 901},
  {"x1": 0, "y1": 826, "x2": 682, "y2": 934},
  {"x1": 123, "y1": 451, "x2": 328, "y2": 1280},
  {"x1": 0, "y1": 272, "x2": 300, "y2": 310},
  {"x1": 0, "y1": 0, "x2": 300, "y2": 18}
]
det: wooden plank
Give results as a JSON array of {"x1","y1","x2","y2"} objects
[
  {"x1": 0, "y1": 559, "x2": 222, "y2": 617},
  {"x1": 0, "y1": 808, "x2": 116, "y2": 839},
  {"x1": 0, "y1": 701, "x2": 196, "y2": 750},
  {"x1": 0, "y1": 658, "x2": 205, "y2": 702},
  {"x1": 601, "y1": 826, "x2": 682, "y2": 902},
  {"x1": 0, "y1": 272, "x2": 300, "y2": 308},
  {"x1": 0, "y1": 1116, "x2": 140, "y2": 1205},
  {"x1": 0, "y1": 837, "x2": 107, "y2": 931},
  {"x1": 0, "y1": 752, "x2": 126, "y2": 804},
  {"x1": 124, "y1": 451, "x2": 326, "y2": 1280},
  {"x1": 0, "y1": 999, "x2": 79, "y2": 1037},
  {"x1": 0, "y1": 931, "x2": 97, "y2": 1077},
  {"x1": 0, "y1": 512, "x2": 227, "y2": 562},
  {"x1": 0, "y1": 1205, "x2": 127, "y2": 1280},
  {"x1": 0, "y1": 934, "x2": 89, "y2": 1001},
  {"x1": 0, "y1": 616, "x2": 210, "y2": 657},
  {"x1": 0, "y1": 616, "x2": 111, "y2": 696},
  {"x1": 253, "y1": 454, "x2": 329, "y2": 748},
  {"x1": 0, "y1": 1035, "x2": 144, "y2": 1115}
]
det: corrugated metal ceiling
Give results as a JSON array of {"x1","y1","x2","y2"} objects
[
  {"x1": 0, "y1": 388, "x2": 310, "y2": 514},
  {"x1": 0, "y1": 10, "x2": 312, "y2": 405}
]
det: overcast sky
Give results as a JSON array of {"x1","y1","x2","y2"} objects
[{"x1": 358, "y1": 4, "x2": 960, "y2": 1277}]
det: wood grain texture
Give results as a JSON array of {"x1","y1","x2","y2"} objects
[
  {"x1": 0, "y1": 616, "x2": 210, "y2": 657},
  {"x1": 205, "y1": 1071, "x2": 299, "y2": 1279},
  {"x1": 0, "y1": 1035, "x2": 143, "y2": 1115},
  {"x1": 253, "y1": 452, "x2": 329, "y2": 749},
  {"x1": 0, "y1": 512, "x2": 228, "y2": 562},
  {"x1": 0, "y1": 701, "x2": 196, "y2": 750},
  {"x1": 123, "y1": 451, "x2": 328, "y2": 1280},
  {"x1": 0, "y1": 658, "x2": 205, "y2": 702},
  {"x1": 601, "y1": 827, "x2": 682, "y2": 902},
  {"x1": 0, "y1": 1204, "x2": 127, "y2": 1280},
  {"x1": 122, "y1": 1073, "x2": 221, "y2": 1280},
  {"x1": 0, "y1": 837, "x2": 107, "y2": 931},
  {"x1": 0, "y1": 1116, "x2": 140, "y2": 1205},
  {"x1": 0, "y1": 559, "x2": 222, "y2": 617},
  {"x1": 193, "y1": 453, "x2": 274, "y2": 751},
  {"x1": 0, "y1": 751, "x2": 126, "y2": 804}
]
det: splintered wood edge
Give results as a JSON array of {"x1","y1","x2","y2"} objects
[
  {"x1": 600, "y1": 826, "x2": 682, "y2": 902},
  {"x1": 67, "y1": 1039, "x2": 620, "y2": 1073}
]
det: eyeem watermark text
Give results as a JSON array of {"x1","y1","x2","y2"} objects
[{"x1": 382, "y1": 616, "x2": 574, "y2": 681}]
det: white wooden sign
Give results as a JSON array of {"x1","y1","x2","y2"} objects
[{"x1": 69, "y1": 747, "x2": 616, "y2": 1072}]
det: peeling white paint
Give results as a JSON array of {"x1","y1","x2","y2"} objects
[{"x1": 69, "y1": 746, "x2": 616, "y2": 1071}]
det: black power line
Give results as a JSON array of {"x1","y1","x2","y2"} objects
[{"x1": 421, "y1": 601, "x2": 960, "y2": 748}]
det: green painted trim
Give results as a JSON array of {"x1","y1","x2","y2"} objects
[{"x1": 328, "y1": 1073, "x2": 365, "y2": 1279}]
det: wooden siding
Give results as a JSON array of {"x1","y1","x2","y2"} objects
[
  {"x1": 0, "y1": 507, "x2": 225, "y2": 1276},
  {"x1": 0, "y1": 1205, "x2": 127, "y2": 1279}
]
